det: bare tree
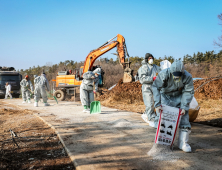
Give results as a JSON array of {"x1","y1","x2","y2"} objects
[{"x1": 214, "y1": 13, "x2": 222, "y2": 48}]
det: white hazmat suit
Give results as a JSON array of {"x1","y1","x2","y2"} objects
[
  {"x1": 34, "y1": 74, "x2": 50, "y2": 107},
  {"x1": 152, "y1": 60, "x2": 194, "y2": 152},
  {"x1": 80, "y1": 71, "x2": 95, "y2": 112},
  {"x1": 20, "y1": 78, "x2": 34, "y2": 103},
  {"x1": 5, "y1": 84, "x2": 12, "y2": 99},
  {"x1": 137, "y1": 59, "x2": 161, "y2": 126}
]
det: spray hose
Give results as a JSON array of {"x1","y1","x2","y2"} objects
[{"x1": 194, "y1": 76, "x2": 222, "y2": 92}]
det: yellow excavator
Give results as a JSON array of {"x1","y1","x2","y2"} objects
[{"x1": 52, "y1": 34, "x2": 133, "y2": 101}]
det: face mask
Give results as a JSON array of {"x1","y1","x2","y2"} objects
[{"x1": 148, "y1": 59, "x2": 153, "y2": 65}]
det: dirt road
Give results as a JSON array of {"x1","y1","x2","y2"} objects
[{"x1": 2, "y1": 99, "x2": 222, "y2": 170}]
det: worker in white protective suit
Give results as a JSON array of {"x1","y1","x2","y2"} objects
[
  {"x1": 5, "y1": 82, "x2": 12, "y2": 99},
  {"x1": 152, "y1": 60, "x2": 194, "y2": 152},
  {"x1": 80, "y1": 71, "x2": 95, "y2": 113},
  {"x1": 34, "y1": 73, "x2": 50, "y2": 107},
  {"x1": 137, "y1": 53, "x2": 161, "y2": 127},
  {"x1": 20, "y1": 75, "x2": 34, "y2": 103},
  {"x1": 93, "y1": 66, "x2": 102, "y2": 92}
]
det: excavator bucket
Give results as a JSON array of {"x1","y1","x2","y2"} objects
[
  {"x1": 123, "y1": 72, "x2": 133, "y2": 83},
  {"x1": 123, "y1": 67, "x2": 133, "y2": 83}
]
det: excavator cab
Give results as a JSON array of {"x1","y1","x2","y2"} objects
[{"x1": 74, "y1": 67, "x2": 83, "y2": 81}]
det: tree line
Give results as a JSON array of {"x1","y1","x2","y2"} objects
[{"x1": 17, "y1": 50, "x2": 222, "y2": 89}]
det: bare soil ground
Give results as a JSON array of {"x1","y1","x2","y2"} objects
[
  {"x1": 0, "y1": 101, "x2": 75, "y2": 170},
  {"x1": 194, "y1": 99, "x2": 222, "y2": 127}
]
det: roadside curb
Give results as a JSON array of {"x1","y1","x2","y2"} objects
[
  {"x1": 33, "y1": 113, "x2": 79, "y2": 170},
  {"x1": 2, "y1": 101, "x2": 79, "y2": 170}
]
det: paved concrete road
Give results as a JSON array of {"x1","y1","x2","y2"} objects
[{"x1": 3, "y1": 99, "x2": 222, "y2": 170}]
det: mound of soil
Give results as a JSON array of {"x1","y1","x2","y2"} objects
[
  {"x1": 97, "y1": 79, "x2": 222, "y2": 128},
  {"x1": 194, "y1": 78, "x2": 222, "y2": 100},
  {"x1": 97, "y1": 79, "x2": 143, "y2": 104},
  {"x1": 98, "y1": 77, "x2": 222, "y2": 103}
]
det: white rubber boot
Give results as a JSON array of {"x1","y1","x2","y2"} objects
[
  {"x1": 141, "y1": 113, "x2": 149, "y2": 123},
  {"x1": 141, "y1": 113, "x2": 155, "y2": 127},
  {"x1": 22, "y1": 101, "x2": 26, "y2": 104},
  {"x1": 44, "y1": 103, "x2": 50, "y2": 106},
  {"x1": 83, "y1": 106, "x2": 90, "y2": 113},
  {"x1": 28, "y1": 100, "x2": 31, "y2": 104},
  {"x1": 178, "y1": 129, "x2": 191, "y2": 152},
  {"x1": 34, "y1": 102, "x2": 38, "y2": 107},
  {"x1": 148, "y1": 120, "x2": 155, "y2": 128}
]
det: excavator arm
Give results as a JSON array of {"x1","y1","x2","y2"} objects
[
  {"x1": 82, "y1": 34, "x2": 133, "y2": 83},
  {"x1": 52, "y1": 34, "x2": 133, "y2": 101}
]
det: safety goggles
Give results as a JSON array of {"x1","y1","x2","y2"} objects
[{"x1": 172, "y1": 72, "x2": 182, "y2": 77}]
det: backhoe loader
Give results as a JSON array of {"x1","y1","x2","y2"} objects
[{"x1": 52, "y1": 34, "x2": 133, "y2": 101}]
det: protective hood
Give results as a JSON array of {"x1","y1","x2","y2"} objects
[
  {"x1": 141, "y1": 60, "x2": 147, "y2": 65},
  {"x1": 41, "y1": 74, "x2": 46, "y2": 78},
  {"x1": 145, "y1": 53, "x2": 154, "y2": 63},
  {"x1": 170, "y1": 60, "x2": 184, "y2": 75}
]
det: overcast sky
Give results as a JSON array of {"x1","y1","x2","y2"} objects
[{"x1": 0, "y1": 0, "x2": 222, "y2": 70}]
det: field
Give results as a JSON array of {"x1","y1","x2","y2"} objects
[{"x1": 0, "y1": 101, "x2": 75, "y2": 170}]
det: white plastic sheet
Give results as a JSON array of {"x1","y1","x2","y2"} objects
[
  {"x1": 160, "y1": 60, "x2": 171, "y2": 70},
  {"x1": 189, "y1": 97, "x2": 199, "y2": 110},
  {"x1": 155, "y1": 104, "x2": 181, "y2": 146}
]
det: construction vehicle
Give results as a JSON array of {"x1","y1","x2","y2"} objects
[
  {"x1": 53, "y1": 34, "x2": 133, "y2": 101},
  {"x1": 0, "y1": 67, "x2": 22, "y2": 98}
]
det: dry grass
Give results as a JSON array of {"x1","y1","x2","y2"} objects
[{"x1": 197, "y1": 99, "x2": 222, "y2": 109}]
